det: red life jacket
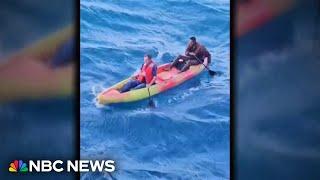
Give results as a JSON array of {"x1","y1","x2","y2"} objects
[{"x1": 136, "y1": 61, "x2": 156, "y2": 84}]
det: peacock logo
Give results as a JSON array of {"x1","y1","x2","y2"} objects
[{"x1": 9, "y1": 160, "x2": 28, "y2": 173}]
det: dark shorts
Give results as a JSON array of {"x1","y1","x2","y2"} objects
[
  {"x1": 188, "y1": 59, "x2": 201, "y2": 65},
  {"x1": 173, "y1": 54, "x2": 211, "y2": 70}
]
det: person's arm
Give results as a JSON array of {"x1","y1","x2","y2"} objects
[
  {"x1": 147, "y1": 65, "x2": 157, "y2": 87},
  {"x1": 147, "y1": 77, "x2": 156, "y2": 87},
  {"x1": 185, "y1": 43, "x2": 192, "y2": 55},
  {"x1": 131, "y1": 64, "x2": 144, "y2": 79},
  {"x1": 193, "y1": 44, "x2": 202, "y2": 57},
  {"x1": 203, "y1": 57, "x2": 208, "y2": 64}
]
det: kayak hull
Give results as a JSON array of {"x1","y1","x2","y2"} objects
[{"x1": 97, "y1": 60, "x2": 207, "y2": 105}]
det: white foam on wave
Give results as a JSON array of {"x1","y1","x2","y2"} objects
[{"x1": 91, "y1": 84, "x2": 106, "y2": 108}]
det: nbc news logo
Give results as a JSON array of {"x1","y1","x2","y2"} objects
[
  {"x1": 9, "y1": 160, "x2": 28, "y2": 173},
  {"x1": 9, "y1": 159, "x2": 115, "y2": 173}
]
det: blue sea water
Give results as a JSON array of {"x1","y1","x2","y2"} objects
[{"x1": 80, "y1": 0, "x2": 230, "y2": 179}]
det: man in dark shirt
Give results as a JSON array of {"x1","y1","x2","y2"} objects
[{"x1": 169, "y1": 37, "x2": 211, "y2": 72}]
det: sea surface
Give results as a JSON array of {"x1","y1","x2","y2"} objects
[{"x1": 80, "y1": 0, "x2": 230, "y2": 179}]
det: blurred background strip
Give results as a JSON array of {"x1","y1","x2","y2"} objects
[
  {"x1": 0, "y1": 25, "x2": 75, "y2": 102},
  {"x1": 237, "y1": 0, "x2": 295, "y2": 37},
  {"x1": 235, "y1": 0, "x2": 320, "y2": 179},
  {"x1": 0, "y1": 1, "x2": 76, "y2": 180}
]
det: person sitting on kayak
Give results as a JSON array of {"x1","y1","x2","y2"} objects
[
  {"x1": 120, "y1": 54, "x2": 157, "y2": 93},
  {"x1": 168, "y1": 36, "x2": 211, "y2": 72}
]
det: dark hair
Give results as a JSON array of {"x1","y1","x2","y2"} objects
[
  {"x1": 190, "y1": 36, "x2": 196, "y2": 42},
  {"x1": 144, "y1": 54, "x2": 152, "y2": 59}
]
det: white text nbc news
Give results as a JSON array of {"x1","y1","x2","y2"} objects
[{"x1": 28, "y1": 160, "x2": 115, "y2": 172}]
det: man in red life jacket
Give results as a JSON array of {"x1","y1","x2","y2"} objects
[
  {"x1": 120, "y1": 54, "x2": 157, "y2": 93},
  {"x1": 168, "y1": 36, "x2": 211, "y2": 72}
]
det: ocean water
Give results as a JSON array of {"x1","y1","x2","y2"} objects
[{"x1": 80, "y1": 0, "x2": 230, "y2": 179}]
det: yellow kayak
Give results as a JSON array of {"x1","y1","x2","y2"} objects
[{"x1": 97, "y1": 59, "x2": 208, "y2": 105}]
